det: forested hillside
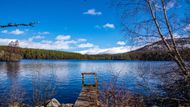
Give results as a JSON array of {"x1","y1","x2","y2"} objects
[
  {"x1": 21, "y1": 48, "x2": 90, "y2": 59},
  {"x1": 0, "y1": 46, "x2": 91, "y2": 61},
  {"x1": 1, "y1": 37, "x2": 190, "y2": 61},
  {"x1": 1, "y1": 45, "x2": 190, "y2": 61},
  {"x1": 90, "y1": 49, "x2": 190, "y2": 60}
]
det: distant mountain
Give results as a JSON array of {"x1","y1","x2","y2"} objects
[
  {"x1": 82, "y1": 37, "x2": 190, "y2": 55},
  {"x1": 117, "y1": 37, "x2": 190, "y2": 60},
  {"x1": 130, "y1": 37, "x2": 190, "y2": 53},
  {"x1": 91, "y1": 37, "x2": 190, "y2": 60}
]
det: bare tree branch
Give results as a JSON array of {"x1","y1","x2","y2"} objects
[{"x1": 0, "y1": 22, "x2": 37, "y2": 28}]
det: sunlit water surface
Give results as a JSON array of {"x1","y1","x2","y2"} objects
[{"x1": 0, "y1": 60, "x2": 175, "y2": 105}]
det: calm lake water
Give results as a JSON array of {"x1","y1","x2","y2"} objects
[{"x1": 0, "y1": 60, "x2": 175, "y2": 105}]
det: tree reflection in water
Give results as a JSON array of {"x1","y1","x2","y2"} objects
[
  {"x1": 5, "y1": 62, "x2": 25, "y2": 106},
  {"x1": 6, "y1": 62, "x2": 20, "y2": 79}
]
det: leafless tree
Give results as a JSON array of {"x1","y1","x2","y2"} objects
[
  {"x1": 0, "y1": 22, "x2": 37, "y2": 28},
  {"x1": 113, "y1": 0, "x2": 190, "y2": 105},
  {"x1": 99, "y1": 77, "x2": 144, "y2": 107},
  {"x1": 98, "y1": 64, "x2": 144, "y2": 107},
  {"x1": 8, "y1": 40, "x2": 21, "y2": 54},
  {"x1": 32, "y1": 63, "x2": 56, "y2": 106},
  {"x1": 1, "y1": 40, "x2": 23, "y2": 61},
  {"x1": 0, "y1": 21, "x2": 37, "y2": 61}
]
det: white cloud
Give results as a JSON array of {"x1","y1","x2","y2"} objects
[
  {"x1": 78, "y1": 43, "x2": 94, "y2": 48},
  {"x1": 20, "y1": 40, "x2": 70, "y2": 50},
  {"x1": 0, "y1": 36, "x2": 137, "y2": 55},
  {"x1": 78, "y1": 46, "x2": 140, "y2": 55},
  {"x1": 1, "y1": 29, "x2": 24, "y2": 35},
  {"x1": 28, "y1": 35, "x2": 45, "y2": 41},
  {"x1": 64, "y1": 40, "x2": 77, "y2": 44},
  {"x1": 38, "y1": 31, "x2": 50, "y2": 35},
  {"x1": 103, "y1": 23, "x2": 115, "y2": 29},
  {"x1": 166, "y1": 0, "x2": 176, "y2": 10},
  {"x1": 83, "y1": 9, "x2": 102, "y2": 16},
  {"x1": 1, "y1": 30, "x2": 8, "y2": 33},
  {"x1": 184, "y1": 24, "x2": 190, "y2": 32},
  {"x1": 0, "y1": 38, "x2": 16, "y2": 45},
  {"x1": 117, "y1": 41, "x2": 126, "y2": 46},
  {"x1": 10, "y1": 29, "x2": 24, "y2": 35},
  {"x1": 172, "y1": 33, "x2": 189, "y2": 38},
  {"x1": 41, "y1": 40, "x2": 53, "y2": 44},
  {"x1": 0, "y1": 37, "x2": 141, "y2": 55},
  {"x1": 32, "y1": 35, "x2": 45, "y2": 39},
  {"x1": 173, "y1": 33, "x2": 182, "y2": 38},
  {"x1": 18, "y1": 39, "x2": 74, "y2": 50},
  {"x1": 56, "y1": 35, "x2": 71, "y2": 41},
  {"x1": 184, "y1": 44, "x2": 190, "y2": 48},
  {"x1": 78, "y1": 38, "x2": 87, "y2": 42},
  {"x1": 155, "y1": 0, "x2": 175, "y2": 11},
  {"x1": 0, "y1": 33, "x2": 94, "y2": 50}
]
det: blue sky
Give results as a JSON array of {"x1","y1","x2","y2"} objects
[
  {"x1": 0, "y1": 0, "x2": 131, "y2": 54},
  {"x1": 0, "y1": 0, "x2": 189, "y2": 54}
]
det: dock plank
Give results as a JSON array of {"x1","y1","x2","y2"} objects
[
  {"x1": 74, "y1": 72, "x2": 99, "y2": 107},
  {"x1": 75, "y1": 87, "x2": 98, "y2": 107}
]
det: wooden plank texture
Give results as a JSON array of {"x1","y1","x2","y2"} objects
[{"x1": 74, "y1": 72, "x2": 99, "y2": 107}]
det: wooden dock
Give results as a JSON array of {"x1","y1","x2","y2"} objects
[
  {"x1": 74, "y1": 72, "x2": 99, "y2": 107},
  {"x1": 8, "y1": 72, "x2": 100, "y2": 107}
]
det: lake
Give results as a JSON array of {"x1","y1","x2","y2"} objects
[{"x1": 0, "y1": 59, "x2": 175, "y2": 105}]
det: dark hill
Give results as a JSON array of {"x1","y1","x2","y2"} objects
[
  {"x1": 132, "y1": 37, "x2": 190, "y2": 52},
  {"x1": 92, "y1": 37, "x2": 190, "y2": 60}
]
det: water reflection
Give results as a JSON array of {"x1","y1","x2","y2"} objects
[
  {"x1": 54, "y1": 62, "x2": 70, "y2": 82},
  {"x1": 31, "y1": 63, "x2": 57, "y2": 106},
  {"x1": 0, "y1": 60, "x2": 175, "y2": 105},
  {"x1": 6, "y1": 62, "x2": 20, "y2": 80}
]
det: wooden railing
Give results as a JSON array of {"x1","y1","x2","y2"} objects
[{"x1": 81, "y1": 72, "x2": 98, "y2": 88}]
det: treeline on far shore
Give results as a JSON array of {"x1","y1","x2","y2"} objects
[
  {"x1": 0, "y1": 46, "x2": 90, "y2": 61},
  {"x1": 92, "y1": 49, "x2": 190, "y2": 61},
  {"x1": 0, "y1": 45, "x2": 190, "y2": 61}
]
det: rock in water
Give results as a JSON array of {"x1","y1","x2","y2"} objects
[{"x1": 46, "y1": 98, "x2": 61, "y2": 107}]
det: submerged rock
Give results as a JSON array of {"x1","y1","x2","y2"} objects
[{"x1": 45, "y1": 98, "x2": 73, "y2": 107}]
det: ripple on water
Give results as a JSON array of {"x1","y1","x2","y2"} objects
[{"x1": 0, "y1": 59, "x2": 175, "y2": 104}]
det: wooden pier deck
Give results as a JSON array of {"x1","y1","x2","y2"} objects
[
  {"x1": 74, "y1": 72, "x2": 99, "y2": 107},
  {"x1": 8, "y1": 72, "x2": 100, "y2": 107}
]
